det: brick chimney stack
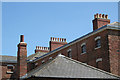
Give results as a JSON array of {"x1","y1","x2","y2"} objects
[
  {"x1": 35, "y1": 46, "x2": 49, "y2": 53},
  {"x1": 92, "y1": 13, "x2": 110, "y2": 30},
  {"x1": 49, "y1": 37, "x2": 67, "y2": 51},
  {"x1": 17, "y1": 35, "x2": 27, "y2": 79}
]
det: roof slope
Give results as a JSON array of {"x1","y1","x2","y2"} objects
[
  {"x1": 27, "y1": 52, "x2": 48, "y2": 61},
  {"x1": 26, "y1": 54, "x2": 119, "y2": 79},
  {"x1": 0, "y1": 52, "x2": 48, "y2": 63},
  {"x1": 0, "y1": 55, "x2": 17, "y2": 63}
]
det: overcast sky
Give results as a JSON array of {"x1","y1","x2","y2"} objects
[{"x1": 2, "y1": 2, "x2": 118, "y2": 56}]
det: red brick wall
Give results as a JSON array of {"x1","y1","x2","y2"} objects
[
  {"x1": 108, "y1": 34, "x2": 120, "y2": 76},
  {"x1": 58, "y1": 30, "x2": 109, "y2": 72},
  {"x1": 93, "y1": 18, "x2": 110, "y2": 30},
  {"x1": 1, "y1": 62, "x2": 17, "y2": 79},
  {"x1": 32, "y1": 29, "x2": 111, "y2": 73},
  {"x1": 26, "y1": 29, "x2": 120, "y2": 77},
  {"x1": 50, "y1": 41, "x2": 67, "y2": 51}
]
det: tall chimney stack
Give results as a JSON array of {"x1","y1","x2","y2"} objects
[
  {"x1": 17, "y1": 35, "x2": 27, "y2": 79},
  {"x1": 92, "y1": 13, "x2": 110, "y2": 31}
]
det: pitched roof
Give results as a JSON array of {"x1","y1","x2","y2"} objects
[
  {"x1": 27, "y1": 52, "x2": 48, "y2": 61},
  {"x1": 0, "y1": 51, "x2": 48, "y2": 63},
  {"x1": 0, "y1": 55, "x2": 17, "y2": 63},
  {"x1": 25, "y1": 54, "x2": 119, "y2": 79},
  {"x1": 107, "y1": 22, "x2": 120, "y2": 27}
]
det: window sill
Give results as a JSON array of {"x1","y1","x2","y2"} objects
[
  {"x1": 6, "y1": 71, "x2": 13, "y2": 74},
  {"x1": 95, "y1": 46, "x2": 101, "y2": 50},
  {"x1": 80, "y1": 52, "x2": 86, "y2": 55}
]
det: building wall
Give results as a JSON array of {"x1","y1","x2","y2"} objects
[
  {"x1": 60, "y1": 29, "x2": 110, "y2": 72},
  {"x1": 1, "y1": 62, "x2": 17, "y2": 79},
  {"x1": 108, "y1": 30, "x2": 120, "y2": 76},
  {"x1": 31, "y1": 29, "x2": 110, "y2": 73}
]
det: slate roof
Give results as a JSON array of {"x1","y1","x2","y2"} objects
[
  {"x1": 25, "y1": 54, "x2": 119, "y2": 79},
  {"x1": 0, "y1": 55, "x2": 17, "y2": 63},
  {"x1": 107, "y1": 22, "x2": 120, "y2": 27},
  {"x1": 27, "y1": 52, "x2": 48, "y2": 61},
  {"x1": 0, "y1": 52, "x2": 48, "y2": 62}
]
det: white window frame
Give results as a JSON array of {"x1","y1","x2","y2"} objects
[
  {"x1": 81, "y1": 43, "x2": 86, "y2": 55},
  {"x1": 42, "y1": 60, "x2": 45, "y2": 63},
  {"x1": 95, "y1": 36, "x2": 101, "y2": 50},
  {"x1": 35, "y1": 62, "x2": 38, "y2": 66},
  {"x1": 96, "y1": 58, "x2": 102, "y2": 63},
  {"x1": 67, "y1": 49, "x2": 72, "y2": 58},
  {"x1": 95, "y1": 36, "x2": 101, "y2": 41},
  {"x1": 6, "y1": 71, "x2": 13, "y2": 74},
  {"x1": 49, "y1": 57, "x2": 52, "y2": 60}
]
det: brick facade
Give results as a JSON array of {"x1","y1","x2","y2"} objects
[
  {"x1": 1, "y1": 62, "x2": 17, "y2": 80},
  {"x1": 108, "y1": 33, "x2": 120, "y2": 76},
  {"x1": 50, "y1": 37, "x2": 67, "y2": 51}
]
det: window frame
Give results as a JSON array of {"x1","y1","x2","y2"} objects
[
  {"x1": 81, "y1": 43, "x2": 86, "y2": 54},
  {"x1": 96, "y1": 58, "x2": 102, "y2": 68},
  {"x1": 67, "y1": 49, "x2": 72, "y2": 58},
  {"x1": 95, "y1": 36, "x2": 101, "y2": 50}
]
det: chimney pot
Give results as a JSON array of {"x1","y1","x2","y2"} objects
[
  {"x1": 99, "y1": 14, "x2": 102, "y2": 18},
  {"x1": 105, "y1": 15, "x2": 108, "y2": 19},
  {"x1": 51, "y1": 37, "x2": 52, "y2": 41},
  {"x1": 60, "y1": 38, "x2": 61, "y2": 42},
  {"x1": 56, "y1": 38, "x2": 57, "y2": 41},
  {"x1": 53, "y1": 37, "x2": 54, "y2": 41},
  {"x1": 62, "y1": 38, "x2": 63, "y2": 42},
  {"x1": 38, "y1": 46, "x2": 39, "y2": 49},
  {"x1": 58, "y1": 38, "x2": 59, "y2": 41},
  {"x1": 96, "y1": 13, "x2": 99, "y2": 18},
  {"x1": 64, "y1": 38, "x2": 66, "y2": 42},
  {"x1": 102, "y1": 14, "x2": 105, "y2": 18},
  {"x1": 94, "y1": 14, "x2": 97, "y2": 18},
  {"x1": 54, "y1": 37, "x2": 56, "y2": 41},
  {"x1": 20, "y1": 35, "x2": 24, "y2": 42}
]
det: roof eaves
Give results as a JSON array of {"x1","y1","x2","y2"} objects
[
  {"x1": 32, "y1": 25, "x2": 107, "y2": 62},
  {"x1": 32, "y1": 23, "x2": 120, "y2": 62}
]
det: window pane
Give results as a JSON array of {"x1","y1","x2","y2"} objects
[
  {"x1": 82, "y1": 45, "x2": 86, "y2": 53},
  {"x1": 96, "y1": 39, "x2": 101, "y2": 47},
  {"x1": 68, "y1": 51, "x2": 72, "y2": 58}
]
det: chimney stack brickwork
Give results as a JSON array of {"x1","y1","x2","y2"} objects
[
  {"x1": 17, "y1": 35, "x2": 27, "y2": 79},
  {"x1": 50, "y1": 37, "x2": 67, "y2": 51},
  {"x1": 35, "y1": 46, "x2": 49, "y2": 53},
  {"x1": 93, "y1": 13, "x2": 110, "y2": 30}
]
